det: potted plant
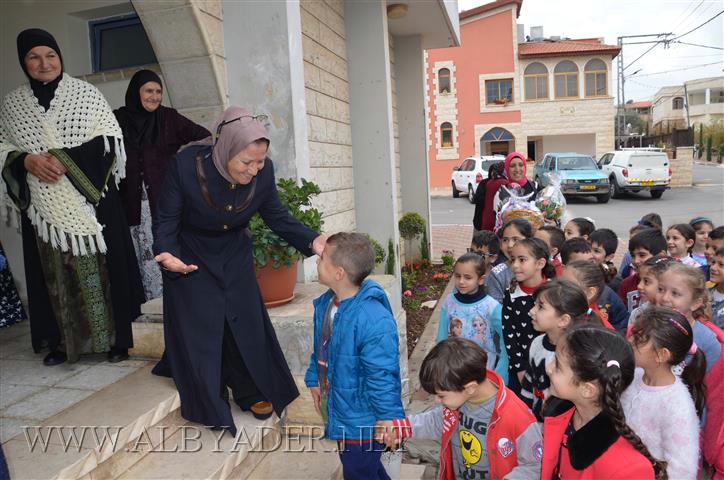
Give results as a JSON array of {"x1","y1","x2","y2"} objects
[
  {"x1": 250, "y1": 177, "x2": 322, "y2": 307},
  {"x1": 493, "y1": 98, "x2": 508, "y2": 105},
  {"x1": 398, "y1": 212, "x2": 426, "y2": 270}
]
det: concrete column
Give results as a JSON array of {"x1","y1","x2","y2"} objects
[
  {"x1": 223, "y1": 1, "x2": 317, "y2": 282},
  {"x1": 222, "y1": 0, "x2": 310, "y2": 182},
  {"x1": 345, "y1": 0, "x2": 401, "y2": 279},
  {"x1": 395, "y1": 35, "x2": 432, "y2": 255},
  {"x1": 706, "y1": 88, "x2": 711, "y2": 105}
]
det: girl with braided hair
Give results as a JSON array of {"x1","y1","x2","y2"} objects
[
  {"x1": 541, "y1": 324, "x2": 666, "y2": 479},
  {"x1": 622, "y1": 306, "x2": 701, "y2": 480}
]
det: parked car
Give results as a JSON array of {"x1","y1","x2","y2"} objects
[
  {"x1": 452, "y1": 156, "x2": 505, "y2": 203},
  {"x1": 598, "y1": 148, "x2": 670, "y2": 199},
  {"x1": 534, "y1": 152, "x2": 611, "y2": 203}
]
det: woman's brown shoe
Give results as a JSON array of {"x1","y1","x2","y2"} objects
[{"x1": 250, "y1": 401, "x2": 273, "y2": 420}]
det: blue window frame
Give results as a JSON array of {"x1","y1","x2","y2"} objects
[{"x1": 90, "y1": 14, "x2": 157, "y2": 72}]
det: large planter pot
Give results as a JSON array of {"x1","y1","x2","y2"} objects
[{"x1": 254, "y1": 261, "x2": 298, "y2": 308}]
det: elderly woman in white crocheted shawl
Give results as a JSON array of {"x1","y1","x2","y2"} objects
[{"x1": 0, "y1": 29, "x2": 144, "y2": 366}]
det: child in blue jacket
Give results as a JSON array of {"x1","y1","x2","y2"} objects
[{"x1": 305, "y1": 232, "x2": 405, "y2": 480}]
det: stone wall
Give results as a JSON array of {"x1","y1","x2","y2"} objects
[
  {"x1": 669, "y1": 146, "x2": 694, "y2": 188},
  {"x1": 521, "y1": 96, "x2": 615, "y2": 160},
  {"x1": 301, "y1": 0, "x2": 356, "y2": 235}
]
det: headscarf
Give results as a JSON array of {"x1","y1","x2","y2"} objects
[
  {"x1": 211, "y1": 106, "x2": 269, "y2": 184},
  {"x1": 504, "y1": 151, "x2": 527, "y2": 186},
  {"x1": 115, "y1": 69, "x2": 164, "y2": 148},
  {"x1": 16, "y1": 28, "x2": 63, "y2": 111}
]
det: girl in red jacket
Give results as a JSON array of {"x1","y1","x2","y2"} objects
[{"x1": 541, "y1": 324, "x2": 666, "y2": 479}]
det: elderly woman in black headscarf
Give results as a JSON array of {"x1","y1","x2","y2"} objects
[
  {"x1": 114, "y1": 69, "x2": 209, "y2": 300},
  {"x1": 0, "y1": 29, "x2": 144, "y2": 365},
  {"x1": 152, "y1": 106, "x2": 326, "y2": 435}
]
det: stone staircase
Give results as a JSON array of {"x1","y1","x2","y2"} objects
[{"x1": 3, "y1": 275, "x2": 430, "y2": 479}]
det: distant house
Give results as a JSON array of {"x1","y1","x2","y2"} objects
[
  {"x1": 425, "y1": 0, "x2": 620, "y2": 191},
  {"x1": 652, "y1": 76, "x2": 724, "y2": 134},
  {"x1": 625, "y1": 100, "x2": 653, "y2": 133}
]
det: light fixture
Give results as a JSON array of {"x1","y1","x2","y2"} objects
[{"x1": 387, "y1": 3, "x2": 408, "y2": 19}]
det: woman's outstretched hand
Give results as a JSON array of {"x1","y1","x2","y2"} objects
[
  {"x1": 312, "y1": 234, "x2": 328, "y2": 256},
  {"x1": 154, "y1": 252, "x2": 198, "y2": 274}
]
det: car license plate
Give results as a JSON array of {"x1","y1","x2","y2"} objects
[
  {"x1": 642, "y1": 180, "x2": 654, "y2": 186},
  {"x1": 580, "y1": 185, "x2": 596, "y2": 190}
]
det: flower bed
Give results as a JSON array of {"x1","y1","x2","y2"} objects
[{"x1": 402, "y1": 260, "x2": 452, "y2": 357}]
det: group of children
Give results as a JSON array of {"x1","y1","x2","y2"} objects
[{"x1": 302, "y1": 211, "x2": 724, "y2": 479}]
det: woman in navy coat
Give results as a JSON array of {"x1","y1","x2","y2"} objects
[{"x1": 153, "y1": 106, "x2": 325, "y2": 435}]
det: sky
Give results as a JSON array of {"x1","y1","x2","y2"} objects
[{"x1": 457, "y1": 0, "x2": 724, "y2": 102}]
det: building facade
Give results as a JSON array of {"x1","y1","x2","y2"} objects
[
  {"x1": 425, "y1": 0, "x2": 619, "y2": 191},
  {"x1": 652, "y1": 76, "x2": 724, "y2": 133},
  {"x1": 0, "y1": 0, "x2": 460, "y2": 296}
]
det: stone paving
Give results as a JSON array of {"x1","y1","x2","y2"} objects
[{"x1": 0, "y1": 321, "x2": 148, "y2": 444}]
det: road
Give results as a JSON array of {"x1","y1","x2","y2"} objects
[{"x1": 431, "y1": 163, "x2": 724, "y2": 240}]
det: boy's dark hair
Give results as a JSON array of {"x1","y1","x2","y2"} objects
[
  {"x1": 628, "y1": 228, "x2": 667, "y2": 256},
  {"x1": 590, "y1": 228, "x2": 618, "y2": 257},
  {"x1": 565, "y1": 260, "x2": 606, "y2": 302},
  {"x1": 514, "y1": 238, "x2": 557, "y2": 279},
  {"x1": 569, "y1": 217, "x2": 595, "y2": 237},
  {"x1": 717, "y1": 246, "x2": 724, "y2": 256},
  {"x1": 560, "y1": 237, "x2": 592, "y2": 265},
  {"x1": 562, "y1": 324, "x2": 667, "y2": 478},
  {"x1": 533, "y1": 279, "x2": 603, "y2": 326},
  {"x1": 471, "y1": 230, "x2": 500, "y2": 255},
  {"x1": 326, "y1": 232, "x2": 375, "y2": 286},
  {"x1": 667, "y1": 223, "x2": 696, "y2": 252},
  {"x1": 629, "y1": 224, "x2": 649, "y2": 236},
  {"x1": 631, "y1": 306, "x2": 706, "y2": 417},
  {"x1": 420, "y1": 337, "x2": 488, "y2": 393},
  {"x1": 639, "y1": 213, "x2": 663, "y2": 230},
  {"x1": 539, "y1": 225, "x2": 565, "y2": 254},
  {"x1": 497, "y1": 218, "x2": 534, "y2": 240},
  {"x1": 455, "y1": 252, "x2": 487, "y2": 278},
  {"x1": 710, "y1": 226, "x2": 724, "y2": 241}
]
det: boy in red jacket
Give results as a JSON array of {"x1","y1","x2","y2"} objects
[{"x1": 377, "y1": 338, "x2": 542, "y2": 480}]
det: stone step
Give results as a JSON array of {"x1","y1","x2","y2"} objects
[
  {"x1": 4, "y1": 365, "x2": 182, "y2": 480},
  {"x1": 118, "y1": 409, "x2": 279, "y2": 480},
  {"x1": 399, "y1": 463, "x2": 429, "y2": 479},
  {"x1": 246, "y1": 434, "x2": 342, "y2": 480}
]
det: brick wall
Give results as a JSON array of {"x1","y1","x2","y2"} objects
[
  {"x1": 301, "y1": 0, "x2": 356, "y2": 234},
  {"x1": 669, "y1": 147, "x2": 694, "y2": 188}
]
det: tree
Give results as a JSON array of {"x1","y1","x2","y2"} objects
[{"x1": 398, "y1": 212, "x2": 426, "y2": 269}]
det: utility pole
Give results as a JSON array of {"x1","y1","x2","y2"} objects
[
  {"x1": 683, "y1": 82, "x2": 691, "y2": 128},
  {"x1": 616, "y1": 33, "x2": 673, "y2": 148}
]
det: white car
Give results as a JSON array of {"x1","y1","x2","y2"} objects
[
  {"x1": 597, "y1": 148, "x2": 671, "y2": 199},
  {"x1": 452, "y1": 156, "x2": 505, "y2": 203}
]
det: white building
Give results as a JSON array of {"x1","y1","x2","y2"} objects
[{"x1": 652, "y1": 76, "x2": 724, "y2": 133}]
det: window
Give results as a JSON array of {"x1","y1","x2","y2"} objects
[
  {"x1": 438, "y1": 68, "x2": 451, "y2": 94},
  {"x1": 584, "y1": 59, "x2": 607, "y2": 97},
  {"x1": 672, "y1": 97, "x2": 684, "y2": 110},
  {"x1": 599, "y1": 153, "x2": 614, "y2": 166},
  {"x1": 485, "y1": 79, "x2": 513, "y2": 105},
  {"x1": 554, "y1": 61, "x2": 579, "y2": 98},
  {"x1": 90, "y1": 14, "x2": 157, "y2": 72},
  {"x1": 440, "y1": 122, "x2": 453, "y2": 147},
  {"x1": 524, "y1": 62, "x2": 549, "y2": 100}
]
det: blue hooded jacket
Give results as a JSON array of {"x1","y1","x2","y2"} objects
[{"x1": 304, "y1": 279, "x2": 406, "y2": 440}]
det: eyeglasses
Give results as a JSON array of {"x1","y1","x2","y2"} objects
[{"x1": 214, "y1": 114, "x2": 269, "y2": 146}]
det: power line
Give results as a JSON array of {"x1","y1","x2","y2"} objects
[
  {"x1": 671, "y1": 10, "x2": 724, "y2": 40},
  {"x1": 675, "y1": 41, "x2": 724, "y2": 50},
  {"x1": 624, "y1": 42, "x2": 665, "y2": 71},
  {"x1": 626, "y1": 60, "x2": 723, "y2": 77},
  {"x1": 670, "y1": 0, "x2": 705, "y2": 33}
]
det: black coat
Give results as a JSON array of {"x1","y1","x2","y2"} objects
[
  {"x1": 152, "y1": 145, "x2": 317, "y2": 434},
  {"x1": 115, "y1": 107, "x2": 210, "y2": 226}
]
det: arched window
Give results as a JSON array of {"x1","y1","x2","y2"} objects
[
  {"x1": 438, "y1": 68, "x2": 451, "y2": 94},
  {"x1": 440, "y1": 122, "x2": 453, "y2": 147},
  {"x1": 672, "y1": 97, "x2": 684, "y2": 110},
  {"x1": 554, "y1": 60, "x2": 579, "y2": 98},
  {"x1": 524, "y1": 62, "x2": 549, "y2": 100},
  {"x1": 584, "y1": 59, "x2": 607, "y2": 97}
]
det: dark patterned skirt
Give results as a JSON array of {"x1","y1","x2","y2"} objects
[{"x1": 0, "y1": 244, "x2": 27, "y2": 328}]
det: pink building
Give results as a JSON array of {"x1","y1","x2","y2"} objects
[{"x1": 426, "y1": 0, "x2": 620, "y2": 191}]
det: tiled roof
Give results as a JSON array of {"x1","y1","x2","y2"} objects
[
  {"x1": 460, "y1": 0, "x2": 523, "y2": 20},
  {"x1": 625, "y1": 101, "x2": 653, "y2": 109},
  {"x1": 519, "y1": 39, "x2": 621, "y2": 58}
]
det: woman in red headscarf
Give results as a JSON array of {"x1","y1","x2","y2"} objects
[{"x1": 492, "y1": 152, "x2": 539, "y2": 217}]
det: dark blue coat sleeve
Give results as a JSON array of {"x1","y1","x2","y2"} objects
[{"x1": 152, "y1": 155, "x2": 183, "y2": 259}]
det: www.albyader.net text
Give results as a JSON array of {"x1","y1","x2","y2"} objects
[{"x1": 20, "y1": 425, "x2": 396, "y2": 453}]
